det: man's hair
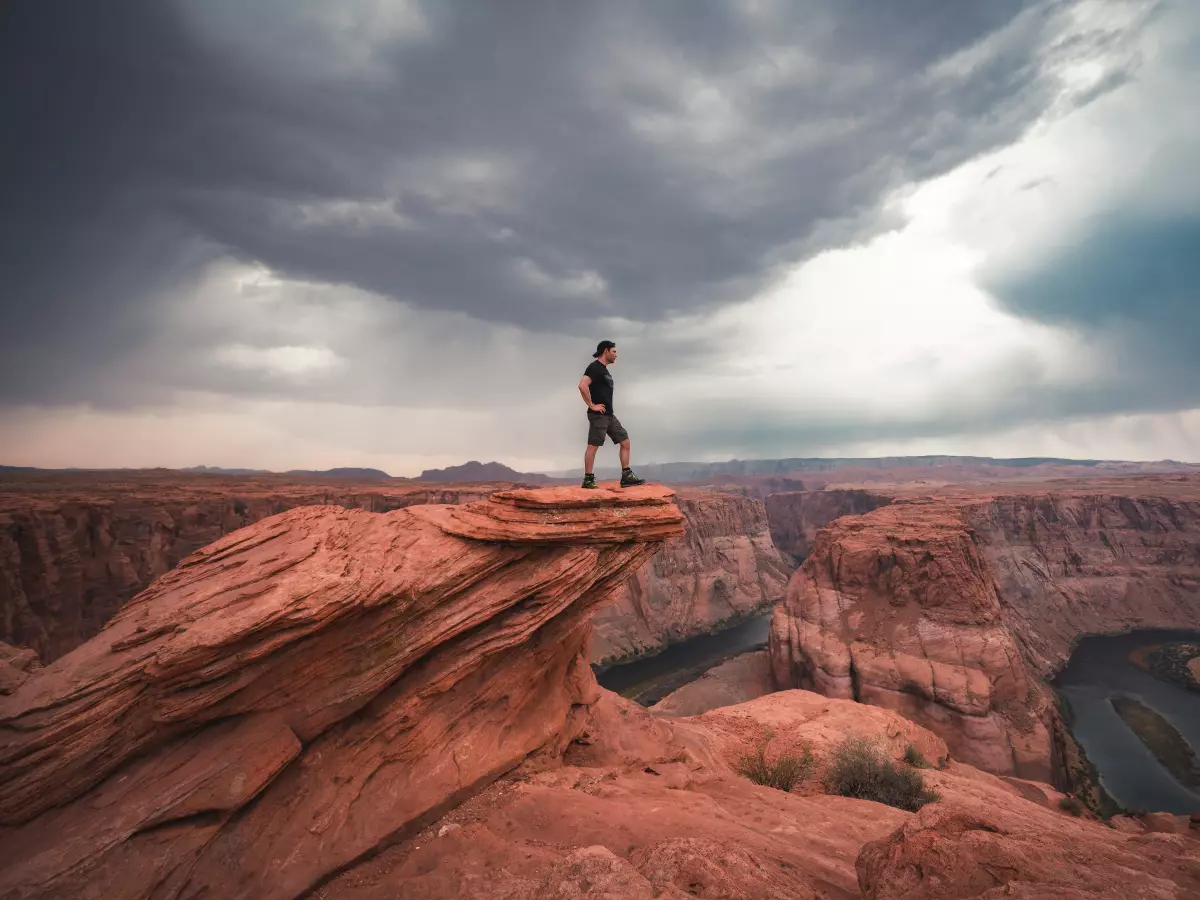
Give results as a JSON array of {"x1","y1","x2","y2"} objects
[{"x1": 593, "y1": 340, "x2": 616, "y2": 358}]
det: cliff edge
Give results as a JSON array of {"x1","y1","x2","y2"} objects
[{"x1": 0, "y1": 485, "x2": 682, "y2": 899}]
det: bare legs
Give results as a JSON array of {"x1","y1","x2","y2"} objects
[{"x1": 583, "y1": 440, "x2": 630, "y2": 476}]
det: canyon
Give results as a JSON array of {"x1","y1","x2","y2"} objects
[
  {"x1": 3, "y1": 485, "x2": 1196, "y2": 900},
  {"x1": 769, "y1": 475, "x2": 1200, "y2": 795},
  {"x1": 0, "y1": 471, "x2": 792, "y2": 667}
]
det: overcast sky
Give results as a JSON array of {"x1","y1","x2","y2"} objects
[{"x1": 2, "y1": 0, "x2": 1197, "y2": 475}]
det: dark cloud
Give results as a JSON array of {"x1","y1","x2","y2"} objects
[{"x1": 2, "y1": 0, "x2": 1101, "y2": 407}]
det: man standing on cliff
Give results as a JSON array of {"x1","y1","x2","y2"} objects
[{"x1": 578, "y1": 340, "x2": 646, "y2": 489}]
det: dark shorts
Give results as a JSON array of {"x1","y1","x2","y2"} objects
[{"x1": 586, "y1": 411, "x2": 629, "y2": 446}]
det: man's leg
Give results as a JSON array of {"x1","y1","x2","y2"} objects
[
  {"x1": 610, "y1": 418, "x2": 644, "y2": 486},
  {"x1": 584, "y1": 444, "x2": 600, "y2": 474}
]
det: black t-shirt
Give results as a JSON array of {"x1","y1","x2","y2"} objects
[{"x1": 583, "y1": 359, "x2": 614, "y2": 414}]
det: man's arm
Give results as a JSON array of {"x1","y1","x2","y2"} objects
[{"x1": 578, "y1": 375, "x2": 605, "y2": 412}]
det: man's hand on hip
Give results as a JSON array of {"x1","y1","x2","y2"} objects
[{"x1": 589, "y1": 403, "x2": 607, "y2": 413}]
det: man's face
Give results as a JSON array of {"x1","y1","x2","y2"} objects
[{"x1": 603, "y1": 346, "x2": 618, "y2": 364}]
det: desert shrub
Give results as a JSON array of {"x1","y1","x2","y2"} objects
[
  {"x1": 736, "y1": 735, "x2": 814, "y2": 792},
  {"x1": 824, "y1": 736, "x2": 940, "y2": 811},
  {"x1": 1058, "y1": 796, "x2": 1084, "y2": 816},
  {"x1": 903, "y1": 743, "x2": 929, "y2": 769}
]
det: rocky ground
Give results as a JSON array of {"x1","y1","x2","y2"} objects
[{"x1": 2, "y1": 485, "x2": 1198, "y2": 899}]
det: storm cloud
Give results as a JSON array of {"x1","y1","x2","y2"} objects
[
  {"x1": 5, "y1": 1, "x2": 1105, "y2": 395},
  {"x1": 1, "y1": 0, "x2": 1195, "y2": 470}
]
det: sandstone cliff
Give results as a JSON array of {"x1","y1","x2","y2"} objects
[
  {"x1": 590, "y1": 490, "x2": 793, "y2": 666},
  {"x1": 3, "y1": 486, "x2": 1197, "y2": 900},
  {"x1": 0, "y1": 474, "x2": 503, "y2": 662},
  {"x1": 0, "y1": 485, "x2": 683, "y2": 898},
  {"x1": 764, "y1": 488, "x2": 892, "y2": 562},
  {"x1": 1, "y1": 475, "x2": 793, "y2": 669},
  {"x1": 770, "y1": 476, "x2": 1200, "y2": 786}
]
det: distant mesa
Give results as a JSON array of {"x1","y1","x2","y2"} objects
[
  {"x1": 417, "y1": 460, "x2": 553, "y2": 483},
  {"x1": 182, "y1": 465, "x2": 394, "y2": 480}
]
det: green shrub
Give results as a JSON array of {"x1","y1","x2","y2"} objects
[
  {"x1": 903, "y1": 743, "x2": 929, "y2": 769},
  {"x1": 824, "y1": 736, "x2": 940, "y2": 811},
  {"x1": 736, "y1": 736, "x2": 814, "y2": 792},
  {"x1": 1058, "y1": 796, "x2": 1084, "y2": 816}
]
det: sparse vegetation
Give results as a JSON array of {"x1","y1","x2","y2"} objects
[
  {"x1": 903, "y1": 743, "x2": 929, "y2": 769},
  {"x1": 736, "y1": 732, "x2": 814, "y2": 792},
  {"x1": 824, "y1": 736, "x2": 941, "y2": 811},
  {"x1": 1058, "y1": 796, "x2": 1085, "y2": 816}
]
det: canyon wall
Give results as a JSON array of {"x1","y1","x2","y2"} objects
[
  {"x1": 0, "y1": 486, "x2": 684, "y2": 899},
  {"x1": 0, "y1": 475, "x2": 794, "y2": 667},
  {"x1": 589, "y1": 490, "x2": 794, "y2": 666},
  {"x1": 763, "y1": 488, "x2": 892, "y2": 562},
  {"x1": 0, "y1": 479, "x2": 498, "y2": 662},
  {"x1": 3, "y1": 486, "x2": 1196, "y2": 899},
  {"x1": 770, "y1": 477, "x2": 1200, "y2": 784}
]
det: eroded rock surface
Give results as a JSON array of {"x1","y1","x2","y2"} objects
[
  {"x1": 0, "y1": 474, "x2": 793, "y2": 668},
  {"x1": 0, "y1": 472, "x2": 503, "y2": 662},
  {"x1": 311, "y1": 690, "x2": 1200, "y2": 900},
  {"x1": 0, "y1": 486, "x2": 683, "y2": 899},
  {"x1": 770, "y1": 476, "x2": 1200, "y2": 782},
  {"x1": 764, "y1": 488, "x2": 892, "y2": 563},
  {"x1": 591, "y1": 490, "x2": 793, "y2": 665},
  {"x1": 3, "y1": 485, "x2": 1197, "y2": 899}
]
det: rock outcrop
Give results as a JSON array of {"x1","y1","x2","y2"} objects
[
  {"x1": 4, "y1": 485, "x2": 1198, "y2": 900},
  {"x1": 764, "y1": 488, "x2": 892, "y2": 562},
  {"x1": 0, "y1": 486, "x2": 683, "y2": 899},
  {"x1": 0, "y1": 473, "x2": 502, "y2": 662},
  {"x1": 590, "y1": 490, "x2": 794, "y2": 665},
  {"x1": 770, "y1": 476, "x2": 1200, "y2": 784},
  {"x1": 308, "y1": 690, "x2": 1199, "y2": 900},
  {"x1": 0, "y1": 474, "x2": 793, "y2": 669}
]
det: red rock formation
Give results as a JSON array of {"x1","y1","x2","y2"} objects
[
  {"x1": 764, "y1": 488, "x2": 893, "y2": 562},
  {"x1": 770, "y1": 476, "x2": 1200, "y2": 783},
  {"x1": 0, "y1": 642, "x2": 38, "y2": 696},
  {"x1": 3, "y1": 484, "x2": 1197, "y2": 898},
  {"x1": 590, "y1": 490, "x2": 793, "y2": 665},
  {"x1": 309, "y1": 690, "x2": 1199, "y2": 900},
  {"x1": 0, "y1": 486, "x2": 683, "y2": 899},
  {"x1": 0, "y1": 472, "x2": 504, "y2": 662},
  {"x1": 0, "y1": 474, "x2": 793, "y2": 669}
]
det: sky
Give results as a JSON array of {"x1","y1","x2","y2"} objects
[{"x1": 2, "y1": 0, "x2": 1197, "y2": 475}]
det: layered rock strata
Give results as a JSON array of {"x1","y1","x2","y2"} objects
[
  {"x1": 770, "y1": 476, "x2": 1200, "y2": 784},
  {"x1": 3, "y1": 483, "x2": 1198, "y2": 899},
  {"x1": 763, "y1": 488, "x2": 892, "y2": 562},
  {"x1": 0, "y1": 475, "x2": 501, "y2": 661},
  {"x1": 0, "y1": 475, "x2": 792, "y2": 668},
  {"x1": 590, "y1": 490, "x2": 793, "y2": 665},
  {"x1": 0, "y1": 486, "x2": 683, "y2": 899}
]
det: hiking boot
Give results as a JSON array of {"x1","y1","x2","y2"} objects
[
  {"x1": 581, "y1": 473, "x2": 598, "y2": 489},
  {"x1": 619, "y1": 469, "x2": 646, "y2": 488}
]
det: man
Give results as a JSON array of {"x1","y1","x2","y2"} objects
[{"x1": 578, "y1": 340, "x2": 646, "y2": 489}]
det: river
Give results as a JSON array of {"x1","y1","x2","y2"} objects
[
  {"x1": 593, "y1": 613, "x2": 772, "y2": 706},
  {"x1": 1055, "y1": 629, "x2": 1200, "y2": 814}
]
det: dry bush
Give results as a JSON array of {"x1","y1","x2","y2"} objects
[{"x1": 825, "y1": 736, "x2": 940, "y2": 811}]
